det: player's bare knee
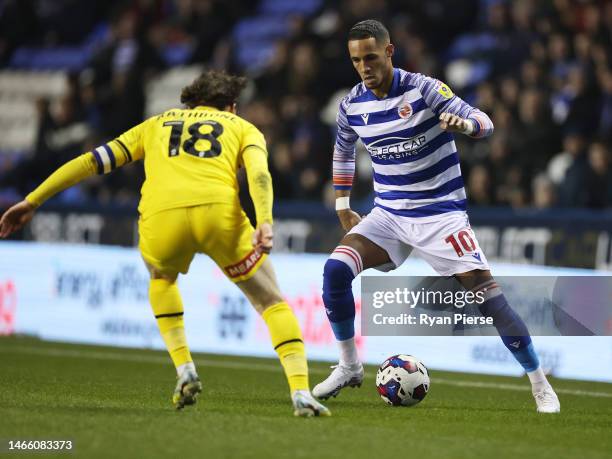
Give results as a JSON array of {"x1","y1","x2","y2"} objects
[
  {"x1": 340, "y1": 234, "x2": 390, "y2": 269},
  {"x1": 455, "y1": 269, "x2": 493, "y2": 290},
  {"x1": 236, "y1": 272, "x2": 283, "y2": 312},
  {"x1": 258, "y1": 293, "x2": 286, "y2": 314},
  {"x1": 246, "y1": 282, "x2": 283, "y2": 308},
  {"x1": 152, "y1": 271, "x2": 178, "y2": 283},
  {"x1": 144, "y1": 261, "x2": 178, "y2": 283}
]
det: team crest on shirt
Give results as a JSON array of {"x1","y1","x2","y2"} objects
[{"x1": 398, "y1": 103, "x2": 413, "y2": 119}]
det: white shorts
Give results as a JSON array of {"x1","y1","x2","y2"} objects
[{"x1": 348, "y1": 207, "x2": 489, "y2": 276}]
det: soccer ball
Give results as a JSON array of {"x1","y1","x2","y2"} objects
[{"x1": 376, "y1": 354, "x2": 430, "y2": 406}]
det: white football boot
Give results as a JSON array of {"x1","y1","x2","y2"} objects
[
  {"x1": 312, "y1": 363, "x2": 364, "y2": 400},
  {"x1": 533, "y1": 385, "x2": 560, "y2": 413},
  {"x1": 172, "y1": 369, "x2": 202, "y2": 410},
  {"x1": 292, "y1": 390, "x2": 332, "y2": 417}
]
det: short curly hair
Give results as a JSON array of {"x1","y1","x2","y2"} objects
[{"x1": 180, "y1": 70, "x2": 248, "y2": 110}]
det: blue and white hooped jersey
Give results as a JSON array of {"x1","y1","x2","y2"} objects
[{"x1": 333, "y1": 68, "x2": 493, "y2": 222}]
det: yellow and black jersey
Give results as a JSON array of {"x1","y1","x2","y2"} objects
[{"x1": 91, "y1": 106, "x2": 267, "y2": 219}]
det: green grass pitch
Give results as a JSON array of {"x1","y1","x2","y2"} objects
[{"x1": 1, "y1": 337, "x2": 611, "y2": 459}]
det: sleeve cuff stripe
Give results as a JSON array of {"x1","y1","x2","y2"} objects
[
  {"x1": 92, "y1": 149, "x2": 104, "y2": 174},
  {"x1": 115, "y1": 139, "x2": 132, "y2": 162},
  {"x1": 241, "y1": 144, "x2": 267, "y2": 155},
  {"x1": 103, "y1": 144, "x2": 116, "y2": 170},
  {"x1": 95, "y1": 145, "x2": 114, "y2": 174}
]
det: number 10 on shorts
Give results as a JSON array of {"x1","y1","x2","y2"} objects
[{"x1": 445, "y1": 229, "x2": 477, "y2": 258}]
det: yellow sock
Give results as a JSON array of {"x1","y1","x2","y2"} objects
[
  {"x1": 149, "y1": 278, "x2": 192, "y2": 369},
  {"x1": 262, "y1": 302, "x2": 309, "y2": 393}
]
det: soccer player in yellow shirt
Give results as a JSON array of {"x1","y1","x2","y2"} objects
[{"x1": 0, "y1": 70, "x2": 330, "y2": 417}]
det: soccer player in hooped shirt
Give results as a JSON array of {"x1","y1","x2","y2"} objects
[
  {"x1": 313, "y1": 20, "x2": 560, "y2": 413},
  {"x1": 0, "y1": 70, "x2": 330, "y2": 417}
]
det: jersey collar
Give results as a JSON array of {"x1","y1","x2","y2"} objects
[
  {"x1": 193, "y1": 105, "x2": 219, "y2": 111},
  {"x1": 364, "y1": 67, "x2": 401, "y2": 100}
]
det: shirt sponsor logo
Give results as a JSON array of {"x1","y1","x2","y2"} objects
[{"x1": 367, "y1": 134, "x2": 427, "y2": 159}]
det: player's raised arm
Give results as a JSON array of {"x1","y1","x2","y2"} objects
[
  {"x1": 333, "y1": 96, "x2": 361, "y2": 232},
  {"x1": 413, "y1": 74, "x2": 494, "y2": 139},
  {"x1": 241, "y1": 125, "x2": 274, "y2": 254},
  {"x1": 0, "y1": 123, "x2": 145, "y2": 238}
]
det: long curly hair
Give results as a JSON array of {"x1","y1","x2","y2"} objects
[{"x1": 180, "y1": 70, "x2": 247, "y2": 110}]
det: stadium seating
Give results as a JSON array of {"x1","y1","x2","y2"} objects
[
  {"x1": 145, "y1": 66, "x2": 205, "y2": 118},
  {"x1": 0, "y1": 71, "x2": 68, "y2": 154}
]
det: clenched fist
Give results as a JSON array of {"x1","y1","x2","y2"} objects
[
  {"x1": 252, "y1": 222, "x2": 274, "y2": 254},
  {"x1": 439, "y1": 113, "x2": 473, "y2": 134}
]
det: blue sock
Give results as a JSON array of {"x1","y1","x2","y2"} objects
[
  {"x1": 322, "y1": 247, "x2": 361, "y2": 341},
  {"x1": 479, "y1": 292, "x2": 540, "y2": 372}
]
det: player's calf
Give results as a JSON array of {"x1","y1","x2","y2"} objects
[
  {"x1": 474, "y1": 279, "x2": 539, "y2": 367},
  {"x1": 471, "y1": 277, "x2": 560, "y2": 412},
  {"x1": 322, "y1": 245, "x2": 363, "y2": 345},
  {"x1": 261, "y1": 302, "x2": 310, "y2": 394},
  {"x1": 314, "y1": 246, "x2": 365, "y2": 400},
  {"x1": 149, "y1": 278, "x2": 195, "y2": 372},
  {"x1": 261, "y1": 301, "x2": 333, "y2": 416}
]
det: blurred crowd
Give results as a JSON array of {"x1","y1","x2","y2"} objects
[
  {"x1": 448, "y1": 0, "x2": 612, "y2": 209},
  {"x1": 0, "y1": 0, "x2": 611, "y2": 210}
]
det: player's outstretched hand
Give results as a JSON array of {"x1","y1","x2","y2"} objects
[
  {"x1": 0, "y1": 200, "x2": 35, "y2": 238},
  {"x1": 252, "y1": 222, "x2": 274, "y2": 255},
  {"x1": 337, "y1": 209, "x2": 361, "y2": 232},
  {"x1": 439, "y1": 112, "x2": 469, "y2": 133}
]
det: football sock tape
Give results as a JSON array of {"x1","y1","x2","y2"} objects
[
  {"x1": 262, "y1": 302, "x2": 309, "y2": 393},
  {"x1": 149, "y1": 278, "x2": 193, "y2": 370}
]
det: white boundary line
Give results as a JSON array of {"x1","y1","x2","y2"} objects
[{"x1": 3, "y1": 345, "x2": 612, "y2": 399}]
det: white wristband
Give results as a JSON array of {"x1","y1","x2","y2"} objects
[
  {"x1": 461, "y1": 119, "x2": 475, "y2": 135},
  {"x1": 335, "y1": 197, "x2": 350, "y2": 211}
]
